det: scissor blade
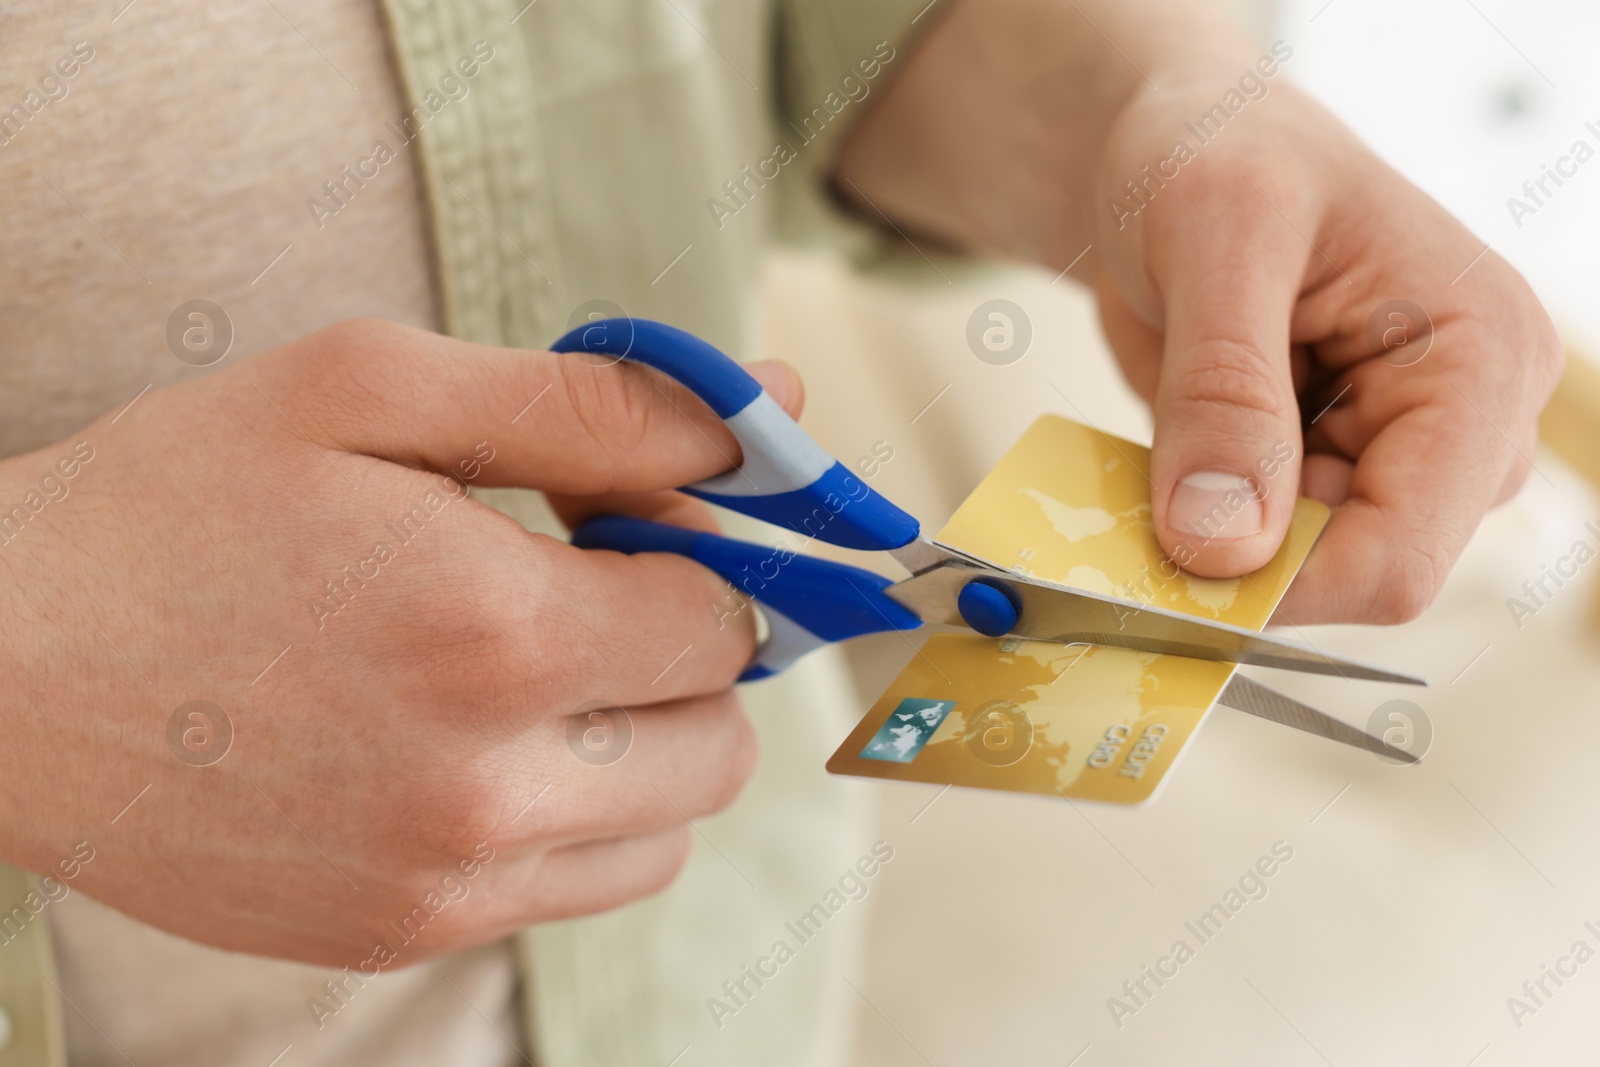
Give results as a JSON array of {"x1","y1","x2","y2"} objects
[
  {"x1": 884, "y1": 548, "x2": 1427, "y2": 685},
  {"x1": 1220, "y1": 674, "x2": 1419, "y2": 763}
]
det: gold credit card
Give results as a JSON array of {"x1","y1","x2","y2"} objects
[{"x1": 827, "y1": 415, "x2": 1328, "y2": 805}]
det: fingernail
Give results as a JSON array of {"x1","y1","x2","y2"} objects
[
  {"x1": 745, "y1": 360, "x2": 802, "y2": 411},
  {"x1": 1168, "y1": 471, "x2": 1264, "y2": 542}
]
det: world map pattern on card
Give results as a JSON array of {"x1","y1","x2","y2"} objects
[{"x1": 828, "y1": 415, "x2": 1328, "y2": 805}]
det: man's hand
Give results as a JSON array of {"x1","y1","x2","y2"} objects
[
  {"x1": 836, "y1": 0, "x2": 1563, "y2": 624},
  {"x1": 0, "y1": 318, "x2": 799, "y2": 967}
]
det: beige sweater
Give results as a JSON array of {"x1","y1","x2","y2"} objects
[
  {"x1": 0, "y1": 0, "x2": 927, "y2": 1064},
  {"x1": 1, "y1": 3, "x2": 526, "y2": 1064}
]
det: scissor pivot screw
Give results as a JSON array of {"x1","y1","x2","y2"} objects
[{"x1": 957, "y1": 578, "x2": 1022, "y2": 637}]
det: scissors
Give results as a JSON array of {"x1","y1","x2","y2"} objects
[{"x1": 552, "y1": 318, "x2": 1429, "y2": 763}]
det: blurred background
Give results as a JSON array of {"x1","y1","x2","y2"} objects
[{"x1": 748, "y1": 0, "x2": 1600, "y2": 1062}]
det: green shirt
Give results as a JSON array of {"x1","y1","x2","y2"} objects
[{"x1": 0, "y1": 1, "x2": 929, "y2": 1063}]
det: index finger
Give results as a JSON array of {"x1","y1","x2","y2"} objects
[{"x1": 435, "y1": 530, "x2": 760, "y2": 712}]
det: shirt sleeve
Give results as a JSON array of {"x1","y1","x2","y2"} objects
[{"x1": 768, "y1": 0, "x2": 945, "y2": 265}]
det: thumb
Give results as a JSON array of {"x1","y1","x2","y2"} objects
[
  {"x1": 268, "y1": 319, "x2": 804, "y2": 496},
  {"x1": 545, "y1": 362, "x2": 805, "y2": 533},
  {"x1": 1147, "y1": 215, "x2": 1308, "y2": 578}
]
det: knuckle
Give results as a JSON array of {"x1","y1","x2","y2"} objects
[
  {"x1": 554, "y1": 360, "x2": 656, "y2": 487},
  {"x1": 405, "y1": 595, "x2": 538, "y2": 706},
  {"x1": 610, "y1": 830, "x2": 693, "y2": 911},
  {"x1": 1533, "y1": 328, "x2": 1565, "y2": 396},
  {"x1": 503, "y1": 541, "x2": 604, "y2": 685},
  {"x1": 1482, "y1": 267, "x2": 1564, "y2": 402},
  {"x1": 705, "y1": 701, "x2": 759, "y2": 813},
  {"x1": 406, "y1": 769, "x2": 510, "y2": 861},
  {"x1": 1500, "y1": 463, "x2": 1533, "y2": 504},
  {"x1": 545, "y1": 829, "x2": 691, "y2": 922},
  {"x1": 1498, "y1": 441, "x2": 1537, "y2": 503},
  {"x1": 1366, "y1": 540, "x2": 1445, "y2": 624},
  {"x1": 306, "y1": 317, "x2": 399, "y2": 375},
  {"x1": 321, "y1": 315, "x2": 393, "y2": 346},
  {"x1": 699, "y1": 623, "x2": 759, "y2": 691},
  {"x1": 646, "y1": 827, "x2": 694, "y2": 892},
  {"x1": 281, "y1": 317, "x2": 418, "y2": 426},
  {"x1": 1168, "y1": 339, "x2": 1287, "y2": 422}
]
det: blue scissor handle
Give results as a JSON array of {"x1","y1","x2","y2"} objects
[
  {"x1": 550, "y1": 318, "x2": 921, "y2": 552},
  {"x1": 573, "y1": 514, "x2": 923, "y2": 681}
]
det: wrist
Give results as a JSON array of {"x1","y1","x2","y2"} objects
[{"x1": 835, "y1": 0, "x2": 1263, "y2": 269}]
